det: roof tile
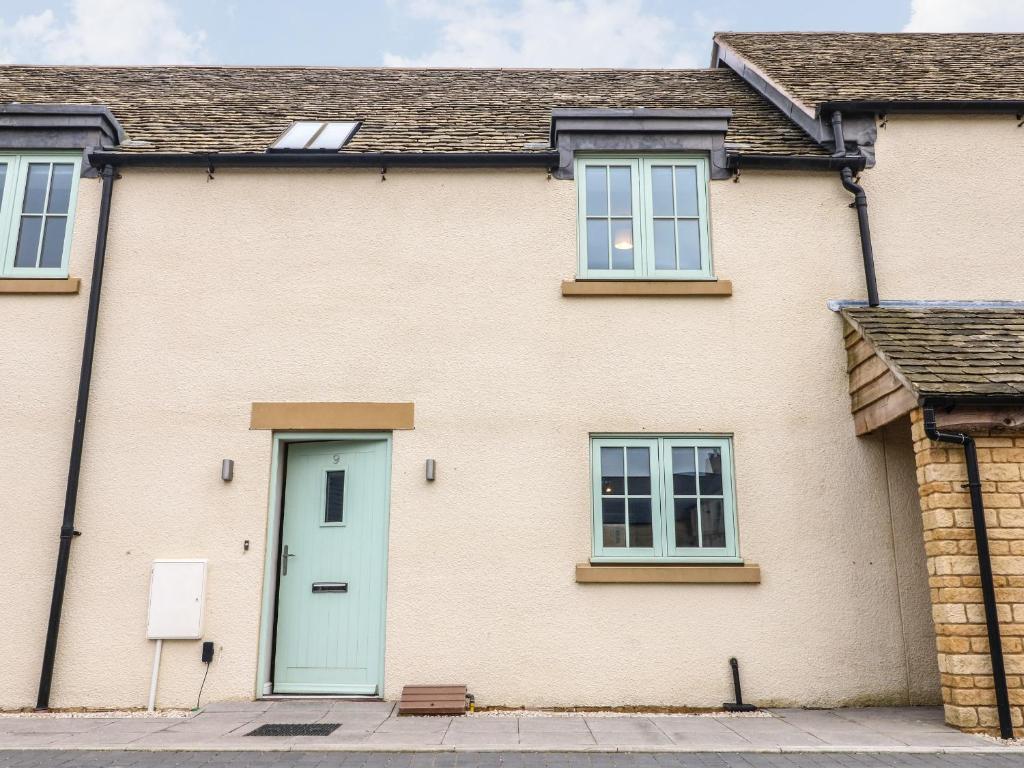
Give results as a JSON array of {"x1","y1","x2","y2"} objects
[{"x1": 0, "y1": 66, "x2": 824, "y2": 156}]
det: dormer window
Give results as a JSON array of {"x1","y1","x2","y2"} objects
[
  {"x1": 270, "y1": 121, "x2": 360, "y2": 151},
  {"x1": 576, "y1": 155, "x2": 712, "y2": 280},
  {"x1": 0, "y1": 154, "x2": 81, "y2": 277}
]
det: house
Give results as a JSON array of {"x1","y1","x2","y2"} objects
[{"x1": 2, "y1": 32, "x2": 1024, "y2": 737}]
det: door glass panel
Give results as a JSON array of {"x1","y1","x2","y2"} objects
[
  {"x1": 14, "y1": 216, "x2": 41, "y2": 267},
  {"x1": 325, "y1": 470, "x2": 345, "y2": 523},
  {"x1": 698, "y1": 446, "x2": 723, "y2": 494},
  {"x1": 22, "y1": 163, "x2": 49, "y2": 214},
  {"x1": 609, "y1": 219, "x2": 634, "y2": 269},
  {"x1": 608, "y1": 166, "x2": 632, "y2": 216},
  {"x1": 674, "y1": 498, "x2": 699, "y2": 547},
  {"x1": 585, "y1": 166, "x2": 608, "y2": 216},
  {"x1": 586, "y1": 219, "x2": 609, "y2": 269},
  {"x1": 0, "y1": 163, "x2": 7, "y2": 209},
  {"x1": 40, "y1": 217, "x2": 67, "y2": 268},
  {"x1": 674, "y1": 166, "x2": 699, "y2": 216},
  {"x1": 701, "y1": 498, "x2": 726, "y2": 547},
  {"x1": 47, "y1": 164, "x2": 74, "y2": 213},
  {"x1": 651, "y1": 166, "x2": 674, "y2": 216}
]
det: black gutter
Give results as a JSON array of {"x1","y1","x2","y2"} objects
[
  {"x1": 725, "y1": 154, "x2": 866, "y2": 172},
  {"x1": 88, "y1": 150, "x2": 560, "y2": 170},
  {"x1": 36, "y1": 165, "x2": 117, "y2": 711},
  {"x1": 832, "y1": 112, "x2": 879, "y2": 307},
  {"x1": 923, "y1": 405, "x2": 1014, "y2": 741},
  {"x1": 821, "y1": 99, "x2": 1024, "y2": 115}
]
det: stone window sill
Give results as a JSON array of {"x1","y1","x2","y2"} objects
[
  {"x1": 0, "y1": 277, "x2": 80, "y2": 294},
  {"x1": 561, "y1": 279, "x2": 732, "y2": 297},
  {"x1": 575, "y1": 563, "x2": 760, "y2": 584}
]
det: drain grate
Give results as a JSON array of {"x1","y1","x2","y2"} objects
[{"x1": 246, "y1": 723, "x2": 340, "y2": 737}]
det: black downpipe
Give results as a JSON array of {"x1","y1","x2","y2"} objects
[
  {"x1": 36, "y1": 165, "x2": 117, "y2": 710},
  {"x1": 831, "y1": 111, "x2": 880, "y2": 307},
  {"x1": 923, "y1": 406, "x2": 1014, "y2": 740}
]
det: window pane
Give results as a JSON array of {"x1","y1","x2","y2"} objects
[
  {"x1": 698, "y1": 446, "x2": 723, "y2": 494},
  {"x1": 677, "y1": 219, "x2": 701, "y2": 270},
  {"x1": 14, "y1": 216, "x2": 42, "y2": 267},
  {"x1": 586, "y1": 219, "x2": 609, "y2": 269},
  {"x1": 674, "y1": 498, "x2": 699, "y2": 547},
  {"x1": 273, "y1": 121, "x2": 323, "y2": 150},
  {"x1": 608, "y1": 166, "x2": 632, "y2": 216},
  {"x1": 0, "y1": 163, "x2": 7, "y2": 209},
  {"x1": 325, "y1": 470, "x2": 345, "y2": 523},
  {"x1": 585, "y1": 166, "x2": 608, "y2": 216},
  {"x1": 653, "y1": 219, "x2": 676, "y2": 270},
  {"x1": 674, "y1": 166, "x2": 699, "y2": 217},
  {"x1": 609, "y1": 219, "x2": 634, "y2": 270},
  {"x1": 701, "y1": 499, "x2": 726, "y2": 547},
  {"x1": 600, "y1": 447, "x2": 625, "y2": 495},
  {"x1": 308, "y1": 121, "x2": 358, "y2": 150},
  {"x1": 39, "y1": 217, "x2": 67, "y2": 268},
  {"x1": 22, "y1": 164, "x2": 50, "y2": 214},
  {"x1": 628, "y1": 498, "x2": 653, "y2": 547},
  {"x1": 602, "y1": 498, "x2": 626, "y2": 547},
  {"x1": 672, "y1": 447, "x2": 697, "y2": 495},
  {"x1": 626, "y1": 446, "x2": 650, "y2": 495},
  {"x1": 651, "y1": 166, "x2": 674, "y2": 216},
  {"x1": 47, "y1": 164, "x2": 74, "y2": 214}
]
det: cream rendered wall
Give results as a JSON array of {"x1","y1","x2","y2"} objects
[
  {"x1": 868, "y1": 115, "x2": 1024, "y2": 301},
  {"x1": 5, "y1": 114, "x2": 1018, "y2": 710},
  {"x1": 0, "y1": 176, "x2": 100, "y2": 709}
]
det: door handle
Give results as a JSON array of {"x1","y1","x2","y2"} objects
[
  {"x1": 281, "y1": 544, "x2": 296, "y2": 576},
  {"x1": 312, "y1": 582, "x2": 348, "y2": 593}
]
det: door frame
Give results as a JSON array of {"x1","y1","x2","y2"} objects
[{"x1": 255, "y1": 431, "x2": 393, "y2": 697}]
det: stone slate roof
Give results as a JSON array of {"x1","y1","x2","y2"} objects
[
  {"x1": 715, "y1": 33, "x2": 1024, "y2": 114},
  {"x1": 842, "y1": 307, "x2": 1024, "y2": 398},
  {"x1": 0, "y1": 66, "x2": 825, "y2": 157}
]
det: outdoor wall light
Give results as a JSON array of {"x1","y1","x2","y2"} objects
[
  {"x1": 221, "y1": 459, "x2": 234, "y2": 482},
  {"x1": 425, "y1": 459, "x2": 436, "y2": 482}
]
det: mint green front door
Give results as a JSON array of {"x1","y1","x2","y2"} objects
[{"x1": 273, "y1": 439, "x2": 390, "y2": 694}]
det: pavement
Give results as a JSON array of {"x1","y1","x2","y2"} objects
[
  {"x1": 2, "y1": 752, "x2": 1024, "y2": 767},
  {"x1": 0, "y1": 702, "x2": 1021, "y2": 754}
]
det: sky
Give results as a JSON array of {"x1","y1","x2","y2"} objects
[{"x1": 0, "y1": 0, "x2": 1022, "y2": 67}]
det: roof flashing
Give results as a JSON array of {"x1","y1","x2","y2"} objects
[{"x1": 549, "y1": 107, "x2": 734, "y2": 180}]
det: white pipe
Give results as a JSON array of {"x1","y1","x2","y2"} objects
[{"x1": 147, "y1": 639, "x2": 163, "y2": 712}]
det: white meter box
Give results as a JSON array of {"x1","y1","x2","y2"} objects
[{"x1": 147, "y1": 559, "x2": 207, "y2": 640}]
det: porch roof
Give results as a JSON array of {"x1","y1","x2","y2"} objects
[{"x1": 840, "y1": 305, "x2": 1024, "y2": 435}]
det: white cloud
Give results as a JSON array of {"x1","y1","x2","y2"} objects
[
  {"x1": 903, "y1": 0, "x2": 1024, "y2": 31},
  {"x1": 0, "y1": 0, "x2": 208, "y2": 64},
  {"x1": 384, "y1": 0, "x2": 721, "y2": 68}
]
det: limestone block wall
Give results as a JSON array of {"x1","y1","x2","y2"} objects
[{"x1": 911, "y1": 408, "x2": 1024, "y2": 735}]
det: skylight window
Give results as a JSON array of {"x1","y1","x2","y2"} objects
[{"x1": 270, "y1": 121, "x2": 359, "y2": 151}]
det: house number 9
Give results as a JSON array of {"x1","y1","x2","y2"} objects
[{"x1": 332, "y1": 454, "x2": 341, "y2": 464}]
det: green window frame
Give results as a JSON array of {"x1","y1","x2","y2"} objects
[
  {"x1": 576, "y1": 155, "x2": 712, "y2": 280},
  {"x1": 0, "y1": 153, "x2": 82, "y2": 278},
  {"x1": 590, "y1": 435, "x2": 739, "y2": 563}
]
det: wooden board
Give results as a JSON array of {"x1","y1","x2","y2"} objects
[{"x1": 398, "y1": 684, "x2": 468, "y2": 715}]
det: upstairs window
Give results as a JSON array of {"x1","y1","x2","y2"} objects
[
  {"x1": 590, "y1": 435, "x2": 739, "y2": 563},
  {"x1": 0, "y1": 154, "x2": 81, "y2": 278},
  {"x1": 576, "y1": 156, "x2": 711, "y2": 280}
]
